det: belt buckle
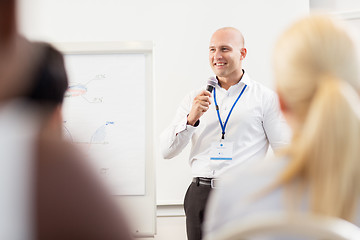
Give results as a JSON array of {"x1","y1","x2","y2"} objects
[{"x1": 211, "y1": 179, "x2": 218, "y2": 189}]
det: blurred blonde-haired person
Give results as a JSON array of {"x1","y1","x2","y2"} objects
[{"x1": 204, "y1": 14, "x2": 360, "y2": 237}]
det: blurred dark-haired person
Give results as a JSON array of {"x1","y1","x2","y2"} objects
[
  {"x1": 0, "y1": 36, "x2": 134, "y2": 239},
  {"x1": 28, "y1": 42, "x2": 134, "y2": 240}
]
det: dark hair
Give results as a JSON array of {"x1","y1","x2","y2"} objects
[{"x1": 26, "y1": 42, "x2": 68, "y2": 108}]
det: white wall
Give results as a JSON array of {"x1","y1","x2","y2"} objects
[
  {"x1": 17, "y1": 0, "x2": 310, "y2": 239},
  {"x1": 310, "y1": 0, "x2": 360, "y2": 12},
  {"x1": 309, "y1": 0, "x2": 360, "y2": 63}
]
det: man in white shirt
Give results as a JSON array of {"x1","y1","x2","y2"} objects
[{"x1": 160, "y1": 27, "x2": 290, "y2": 240}]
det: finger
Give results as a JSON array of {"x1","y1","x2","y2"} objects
[
  {"x1": 194, "y1": 99, "x2": 210, "y2": 108},
  {"x1": 199, "y1": 105, "x2": 209, "y2": 112},
  {"x1": 199, "y1": 90, "x2": 212, "y2": 97},
  {"x1": 192, "y1": 104, "x2": 208, "y2": 112},
  {"x1": 196, "y1": 96, "x2": 211, "y2": 103},
  {"x1": 198, "y1": 101, "x2": 210, "y2": 108}
]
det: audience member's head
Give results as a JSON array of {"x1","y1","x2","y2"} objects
[
  {"x1": 26, "y1": 42, "x2": 68, "y2": 108},
  {"x1": 274, "y1": 15, "x2": 360, "y2": 220},
  {"x1": 24, "y1": 42, "x2": 69, "y2": 137}
]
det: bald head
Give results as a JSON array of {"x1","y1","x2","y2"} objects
[{"x1": 211, "y1": 27, "x2": 245, "y2": 48}]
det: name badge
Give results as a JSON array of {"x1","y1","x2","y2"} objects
[{"x1": 209, "y1": 141, "x2": 233, "y2": 161}]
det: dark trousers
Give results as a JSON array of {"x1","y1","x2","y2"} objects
[{"x1": 183, "y1": 181, "x2": 212, "y2": 240}]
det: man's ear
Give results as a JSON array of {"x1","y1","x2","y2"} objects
[{"x1": 240, "y1": 48, "x2": 247, "y2": 60}]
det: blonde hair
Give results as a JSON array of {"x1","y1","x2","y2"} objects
[{"x1": 274, "y1": 15, "x2": 360, "y2": 220}]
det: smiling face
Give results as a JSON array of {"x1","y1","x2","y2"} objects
[{"x1": 209, "y1": 28, "x2": 246, "y2": 81}]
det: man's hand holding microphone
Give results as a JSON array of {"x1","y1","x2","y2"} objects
[{"x1": 187, "y1": 77, "x2": 217, "y2": 126}]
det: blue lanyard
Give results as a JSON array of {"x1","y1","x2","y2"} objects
[{"x1": 213, "y1": 84, "x2": 247, "y2": 140}]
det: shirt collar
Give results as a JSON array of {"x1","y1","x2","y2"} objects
[
  {"x1": 214, "y1": 69, "x2": 253, "y2": 90},
  {"x1": 238, "y1": 70, "x2": 253, "y2": 88}
]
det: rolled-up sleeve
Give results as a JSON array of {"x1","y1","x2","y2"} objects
[{"x1": 160, "y1": 91, "x2": 199, "y2": 159}]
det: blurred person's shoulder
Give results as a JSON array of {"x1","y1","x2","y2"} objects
[
  {"x1": 36, "y1": 136, "x2": 86, "y2": 166},
  {"x1": 35, "y1": 137, "x2": 134, "y2": 240}
]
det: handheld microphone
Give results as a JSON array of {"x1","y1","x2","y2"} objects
[{"x1": 206, "y1": 77, "x2": 217, "y2": 93}]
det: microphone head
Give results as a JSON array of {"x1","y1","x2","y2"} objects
[
  {"x1": 207, "y1": 76, "x2": 217, "y2": 87},
  {"x1": 206, "y1": 76, "x2": 217, "y2": 93}
]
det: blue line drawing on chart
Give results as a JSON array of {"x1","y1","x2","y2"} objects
[
  {"x1": 62, "y1": 121, "x2": 115, "y2": 145},
  {"x1": 65, "y1": 74, "x2": 106, "y2": 103},
  {"x1": 91, "y1": 121, "x2": 115, "y2": 144}
]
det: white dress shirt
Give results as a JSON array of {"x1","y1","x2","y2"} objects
[{"x1": 160, "y1": 71, "x2": 291, "y2": 178}]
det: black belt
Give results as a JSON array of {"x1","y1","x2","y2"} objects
[{"x1": 192, "y1": 177, "x2": 218, "y2": 188}]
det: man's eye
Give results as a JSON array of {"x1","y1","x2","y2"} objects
[
  {"x1": 209, "y1": 49, "x2": 215, "y2": 52},
  {"x1": 222, "y1": 48, "x2": 229, "y2": 51}
]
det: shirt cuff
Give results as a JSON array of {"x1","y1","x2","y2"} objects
[
  {"x1": 174, "y1": 116, "x2": 199, "y2": 135},
  {"x1": 190, "y1": 119, "x2": 200, "y2": 127}
]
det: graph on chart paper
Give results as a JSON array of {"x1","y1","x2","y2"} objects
[{"x1": 62, "y1": 53, "x2": 146, "y2": 196}]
